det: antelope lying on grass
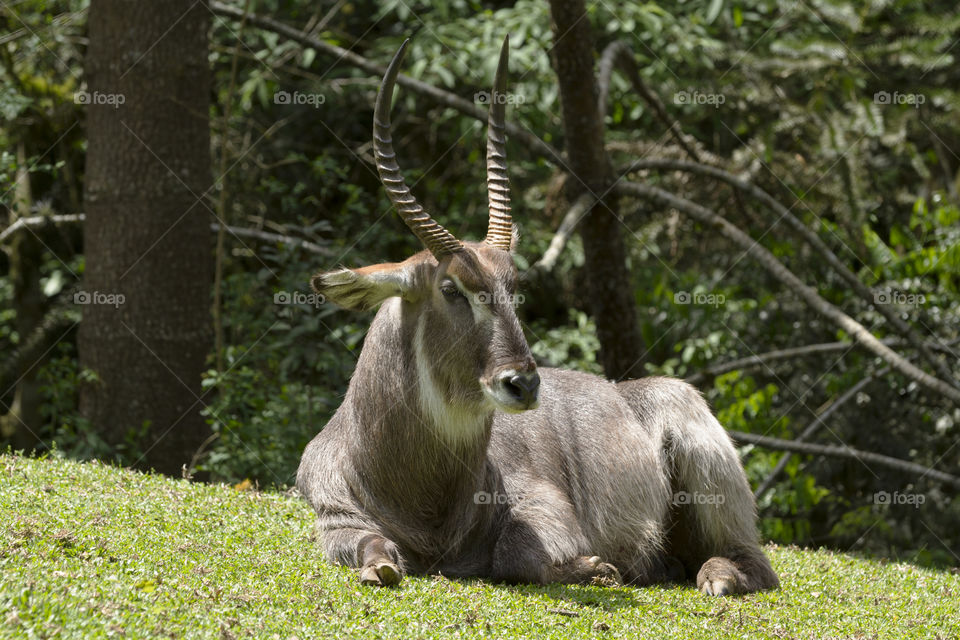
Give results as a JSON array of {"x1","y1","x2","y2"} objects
[{"x1": 297, "y1": 37, "x2": 779, "y2": 596}]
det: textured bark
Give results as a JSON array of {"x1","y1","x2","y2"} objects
[
  {"x1": 79, "y1": 0, "x2": 212, "y2": 474},
  {"x1": 1, "y1": 229, "x2": 45, "y2": 450},
  {"x1": 548, "y1": 0, "x2": 646, "y2": 380},
  {"x1": 0, "y1": 142, "x2": 44, "y2": 449}
]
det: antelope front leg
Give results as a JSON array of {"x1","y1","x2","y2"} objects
[
  {"x1": 357, "y1": 534, "x2": 403, "y2": 587},
  {"x1": 696, "y1": 547, "x2": 779, "y2": 596},
  {"x1": 323, "y1": 527, "x2": 404, "y2": 587},
  {"x1": 491, "y1": 520, "x2": 622, "y2": 586},
  {"x1": 554, "y1": 555, "x2": 623, "y2": 586},
  {"x1": 495, "y1": 550, "x2": 622, "y2": 586}
]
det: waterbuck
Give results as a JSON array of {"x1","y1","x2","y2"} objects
[{"x1": 297, "y1": 37, "x2": 779, "y2": 596}]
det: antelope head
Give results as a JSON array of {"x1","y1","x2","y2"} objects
[{"x1": 311, "y1": 37, "x2": 540, "y2": 429}]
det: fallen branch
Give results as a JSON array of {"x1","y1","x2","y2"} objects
[
  {"x1": 730, "y1": 429, "x2": 960, "y2": 489},
  {"x1": 613, "y1": 179, "x2": 960, "y2": 405},
  {"x1": 209, "y1": 1, "x2": 564, "y2": 166},
  {"x1": 619, "y1": 157, "x2": 957, "y2": 387}
]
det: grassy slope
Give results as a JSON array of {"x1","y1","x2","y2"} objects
[{"x1": 1, "y1": 454, "x2": 958, "y2": 640}]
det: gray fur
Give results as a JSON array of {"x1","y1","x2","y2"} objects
[{"x1": 299, "y1": 243, "x2": 779, "y2": 594}]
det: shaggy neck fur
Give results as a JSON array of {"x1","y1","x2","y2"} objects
[{"x1": 343, "y1": 298, "x2": 495, "y2": 514}]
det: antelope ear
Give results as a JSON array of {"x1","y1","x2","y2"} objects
[{"x1": 311, "y1": 262, "x2": 414, "y2": 311}]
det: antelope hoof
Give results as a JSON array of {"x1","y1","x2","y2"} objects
[
  {"x1": 584, "y1": 555, "x2": 622, "y2": 586},
  {"x1": 359, "y1": 561, "x2": 403, "y2": 587},
  {"x1": 697, "y1": 558, "x2": 741, "y2": 596}
]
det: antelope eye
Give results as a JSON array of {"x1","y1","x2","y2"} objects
[{"x1": 440, "y1": 281, "x2": 464, "y2": 300}]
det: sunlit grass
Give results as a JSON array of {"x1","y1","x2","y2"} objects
[{"x1": 2, "y1": 453, "x2": 957, "y2": 639}]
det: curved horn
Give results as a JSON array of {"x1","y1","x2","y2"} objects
[
  {"x1": 374, "y1": 40, "x2": 463, "y2": 258},
  {"x1": 484, "y1": 36, "x2": 513, "y2": 250}
]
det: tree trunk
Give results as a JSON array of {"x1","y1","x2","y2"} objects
[
  {"x1": 79, "y1": 0, "x2": 212, "y2": 474},
  {"x1": 547, "y1": 0, "x2": 646, "y2": 380},
  {"x1": 0, "y1": 142, "x2": 44, "y2": 450}
]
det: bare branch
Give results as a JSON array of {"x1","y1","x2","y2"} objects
[
  {"x1": 619, "y1": 157, "x2": 958, "y2": 387},
  {"x1": 212, "y1": 224, "x2": 332, "y2": 255},
  {"x1": 208, "y1": 1, "x2": 564, "y2": 166},
  {"x1": 0, "y1": 303, "x2": 78, "y2": 399},
  {"x1": 213, "y1": 0, "x2": 252, "y2": 373},
  {"x1": 730, "y1": 429, "x2": 960, "y2": 489},
  {"x1": 753, "y1": 367, "x2": 891, "y2": 498},
  {"x1": 528, "y1": 193, "x2": 594, "y2": 274},
  {"x1": 685, "y1": 338, "x2": 958, "y2": 386},
  {"x1": 597, "y1": 41, "x2": 707, "y2": 163},
  {"x1": 0, "y1": 213, "x2": 332, "y2": 256},
  {"x1": 613, "y1": 179, "x2": 960, "y2": 405},
  {"x1": 0, "y1": 214, "x2": 84, "y2": 244}
]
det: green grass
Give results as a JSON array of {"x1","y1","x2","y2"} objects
[{"x1": 1, "y1": 454, "x2": 958, "y2": 639}]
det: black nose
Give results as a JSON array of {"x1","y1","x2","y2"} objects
[{"x1": 504, "y1": 371, "x2": 540, "y2": 406}]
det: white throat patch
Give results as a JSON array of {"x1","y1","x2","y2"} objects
[{"x1": 413, "y1": 318, "x2": 489, "y2": 445}]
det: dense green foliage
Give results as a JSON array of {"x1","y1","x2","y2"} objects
[
  {"x1": 3, "y1": 454, "x2": 959, "y2": 639},
  {"x1": 2, "y1": 0, "x2": 958, "y2": 567}
]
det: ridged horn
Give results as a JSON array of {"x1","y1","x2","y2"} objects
[
  {"x1": 484, "y1": 36, "x2": 513, "y2": 251},
  {"x1": 374, "y1": 40, "x2": 463, "y2": 258}
]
